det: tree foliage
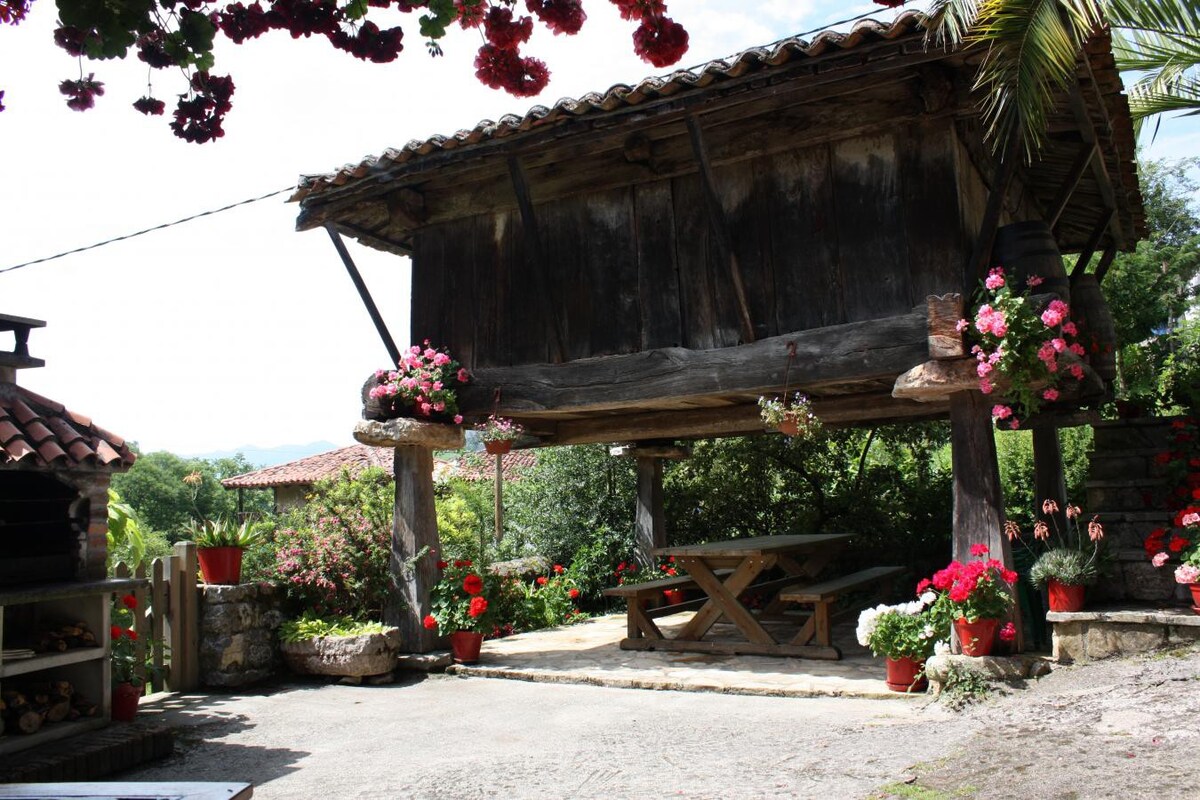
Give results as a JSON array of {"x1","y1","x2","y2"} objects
[
  {"x1": 110, "y1": 449, "x2": 268, "y2": 536},
  {"x1": 0, "y1": 0, "x2": 688, "y2": 140}
]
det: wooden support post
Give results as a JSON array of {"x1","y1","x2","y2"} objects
[
  {"x1": 1070, "y1": 207, "x2": 1115, "y2": 280},
  {"x1": 388, "y1": 445, "x2": 441, "y2": 653},
  {"x1": 634, "y1": 457, "x2": 666, "y2": 567},
  {"x1": 166, "y1": 541, "x2": 200, "y2": 692},
  {"x1": 494, "y1": 452, "x2": 504, "y2": 543},
  {"x1": 927, "y1": 294, "x2": 965, "y2": 360},
  {"x1": 324, "y1": 223, "x2": 402, "y2": 367},
  {"x1": 1032, "y1": 426, "x2": 1068, "y2": 533},
  {"x1": 949, "y1": 391, "x2": 1023, "y2": 651},
  {"x1": 965, "y1": 134, "x2": 1020, "y2": 293}
]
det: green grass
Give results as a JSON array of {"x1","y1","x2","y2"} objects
[{"x1": 874, "y1": 781, "x2": 977, "y2": 799}]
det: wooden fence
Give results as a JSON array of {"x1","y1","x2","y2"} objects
[{"x1": 113, "y1": 541, "x2": 201, "y2": 693}]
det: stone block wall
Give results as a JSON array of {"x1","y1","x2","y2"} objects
[
  {"x1": 1049, "y1": 609, "x2": 1200, "y2": 662},
  {"x1": 199, "y1": 583, "x2": 284, "y2": 688},
  {"x1": 1087, "y1": 417, "x2": 1187, "y2": 602}
]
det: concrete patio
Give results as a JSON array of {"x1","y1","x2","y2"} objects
[{"x1": 444, "y1": 610, "x2": 907, "y2": 699}]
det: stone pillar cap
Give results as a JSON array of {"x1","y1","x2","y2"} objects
[{"x1": 354, "y1": 418, "x2": 465, "y2": 450}]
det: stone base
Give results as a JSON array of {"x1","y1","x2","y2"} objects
[
  {"x1": 396, "y1": 651, "x2": 453, "y2": 672},
  {"x1": 280, "y1": 629, "x2": 401, "y2": 677},
  {"x1": 924, "y1": 654, "x2": 1052, "y2": 693},
  {"x1": 1048, "y1": 606, "x2": 1200, "y2": 662},
  {"x1": 200, "y1": 582, "x2": 284, "y2": 688},
  {"x1": 354, "y1": 418, "x2": 465, "y2": 450}
]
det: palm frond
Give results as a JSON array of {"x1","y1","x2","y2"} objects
[
  {"x1": 925, "y1": 0, "x2": 985, "y2": 48},
  {"x1": 1106, "y1": 0, "x2": 1200, "y2": 136},
  {"x1": 1128, "y1": 73, "x2": 1200, "y2": 119},
  {"x1": 970, "y1": 0, "x2": 1103, "y2": 158}
]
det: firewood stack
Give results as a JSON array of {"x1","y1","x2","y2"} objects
[
  {"x1": 32, "y1": 621, "x2": 99, "y2": 653},
  {"x1": 1, "y1": 681, "x2": 99, "y2": 736}
]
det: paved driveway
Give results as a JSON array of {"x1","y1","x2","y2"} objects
[{"x1": 126, "y1": 675, "x2": 953, "y2": 799}]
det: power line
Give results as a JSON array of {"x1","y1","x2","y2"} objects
[{"x1": 0, "y1": 186, "x2": 295, "y2": 275}]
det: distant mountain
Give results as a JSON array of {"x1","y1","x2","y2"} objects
[{"x1": 186, "y1": 440, "x2": 341, "y2": 469}]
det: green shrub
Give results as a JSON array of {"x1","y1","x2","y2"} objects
[{"x1": 279, "y1": 613, "x2": 389, "y2": 642}]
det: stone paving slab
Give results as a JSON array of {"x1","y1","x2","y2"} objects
[{"x1": 446, "y1": 611, "x2": 910, "y2": 699}]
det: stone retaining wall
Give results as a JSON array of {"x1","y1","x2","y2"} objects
[
  {"x1": 1048, "y1": 608, "x2": 1200, "y2": 662},
  {"x1": 199, "y1": 583, "x2": 284, "y2": 688}
]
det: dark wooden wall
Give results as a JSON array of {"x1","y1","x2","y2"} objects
[{"x1": 410, "y1": 118, "x2": 969, "y2": 370}]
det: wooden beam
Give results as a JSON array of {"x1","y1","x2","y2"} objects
[
  {"x1": 1065, "y1": 81, "x2": 1124, "y2": 248},
  {"x1": 1047, "y1": 142, "x2": 1096, "y2": 228},
  {"x1": 325, "y1": 223, "x2": 402, "y2": 367},
  {"x1": 506, "y1": 155, "x2": 568, "y2": 363},
  {"x1": 610, "y1": 444, "x2": 692, "y2": 459},
  {"x1": 686, "y1": 115, "x2": 756, "y2": 343},
  {"x1": 1032, "y1": 426, "x2": 1068, "y2": 533},
  {"x1": 1070, "y1": 207, "x2": 1114, "y2": 280},
  {"x1": 634, "y1": 457, "x2": 667, "y2": 563},
  {"x1": 459, "y1": 313, "x2": 928, "y2": 416},
  {"x1": 927, "y1": 293, "x2": 965, "y2": 360},
  {"x1": 1093, "y1": 245, "x2": 1118, "y2": 284},
  {"x1": 965, "y1": 133, "x2": 1021, "y2": 293},
  {"x1": 547, "y1": 392, "x2": 947, "y2": 446}
]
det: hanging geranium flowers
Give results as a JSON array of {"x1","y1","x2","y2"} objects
[{"x1": 368, "y1": 340, "x2": 470, "y2": 424}]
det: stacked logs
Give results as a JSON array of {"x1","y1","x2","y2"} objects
[
  {"x1": 32, "y1": 621, "x2": 99, "y2": 653},
  {"x1": 1, "y1": 681, "x2": 100, "y2": 736}
]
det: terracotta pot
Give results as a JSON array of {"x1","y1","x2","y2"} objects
[
  {"x1": 1189, "y1": 583, "x2": 1200, "y2": 614},
  {"x1": 954, "y1": 617, "x2": 999, "y2": 657},
  {"x1": 450, "y1": 630, "x2": 484, "y2": 664},
  {"x1": 776, "y1": 419, "x2": 800, "y2": 437},
  {"x1": 111, "y1": 681, "x2": 142, "y2": 722},
  {"x1": 1047, "y1": 579, "x2": 1086, "y2": 613},
  {"x1": 885, "y1": 656, "x2": 928, "y2": 693},
  {"x1": 197, "y1": 546, "x2": 243, "y2": 585},
  {"x1": 484, "y1": 439, "x2": 513, "y2": 456},
  {"x1": 662, "y1": 588, "x2": 686, "y2": 605}
]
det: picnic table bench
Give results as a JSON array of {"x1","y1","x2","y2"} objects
[{"x1": 609, "y1": 534, "x2": 906, "y2": 660}]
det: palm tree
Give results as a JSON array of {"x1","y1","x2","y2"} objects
[{"x1": 926, "y1": 0, "x2": 1200, "y2": 155}]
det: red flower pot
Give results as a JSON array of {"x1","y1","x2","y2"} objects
[
  {"x1": 450, "y1": 630, "x2": 484, "y2": 664},
  {"x1": 484, "y1": 439, "x2": 513, "y2": 456},
  {"x1": 111, "y1": 681, "x2": 142, "y2": 722},
  {"x1": 1189, "y1": 583, "x2": 1200, "y2": 614},
  {"x1": 954, "y1": 617, "x2": 999, "y2": 657},
  {"x1": 1047, "y1": 579, "x2": 1087, "y2": 613},
  {"x1": 885, "y1": 657, "x2": 928, "y2": 693},
  {"x1": 197, "y1": 546, "x2": 244, "y2": 585},
  {"x1": 662, "y1": 589, "x2": 686, "y2": 606},
  {"x1": 776, "y1": 419, "x2": 800, "y2": 437}
]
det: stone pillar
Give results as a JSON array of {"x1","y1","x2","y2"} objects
[
  {"x1": 355, "y1": 418, "x2": 464, "y2": 653},
  {"x1": 1032, "y1": 426, "x2": 1068, "y2": 530}
]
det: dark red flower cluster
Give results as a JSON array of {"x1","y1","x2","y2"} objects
[
  {"x1": 59, "y1": 75, "x2": 105, "y2": 111},
  {"x1": 329, "y1": 21, "x2": 405, "y2": 63},
  {"x1": 525, "y1": 0, "x2": 585, "y2": 35},
  {"x1": 631, "y1": 14, "x2": 687, "y2": 68},
  {"x1": 0, "y1": 90, "x2": 5, "y2": 112},
  {"x1": 133, "y1": 96, "x2": 167, "y2": 115},
  {"x1": 54, "y1": 26, "x2": 92, "y2": 56},
  {"x1": 467, "y1": 595, "x2": 489, "y2": 618},
  {"x1": 483, "y1": 5, "x2": 533, "y2": 49},
  {"x1": 455, "y1": 0, "x2": 485, "y2": 27},
  {"x1": 474, "y1": 43, "x2": 549, "y2": 97},
  {"x1": 610, "y1": 0, "x2": 664, "y2": 20},
  {"x1": 170, "y1": 72, "x2": 235, "y2": 143},
  {"x1": 872, "y1": 0, "x2": 905, "y2": 8},
  {"x1": 0, "y1": 0, "x2": 30, "y2": 24},
  {"x1": 930, "y1": 554, "x2": 1017, "y2": 604},
  {"x1": 216, "y1": 2, "x2": 274, "y2": 43},
  {"x1": 462, "y1": 573, "x2": 484, "y2": 595}
]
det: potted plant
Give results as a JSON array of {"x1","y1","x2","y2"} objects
[
  {"x1": 1146, "y1": 507, "x2": 1200, "y2": 613},
  {"x1": 476, "y1": 414, "x2": 524, "y2": 455},
  {"x1": 191, "y1": 518, "x2": 262, "y2": 585},
  {"x1": 367, "y1": 340, "x2": 469, "y2": 424},
  {"x1": 856, "y1": 594, "x2": 946, "y2": 693},
  {"x1": 960, "y1": 266, "x2": 1088, "y2": 429},
  {"x1": 424, "y1": 559, "x2": 496, "y2": 663},
  {"x1": 109, "y1": 592, "x2": 150, "y2": 721},
  {"x1": 1009, "y1": 500, "x2": 1104, "y2": 612},
  {"x1": 923, "y1": 545, "x2": 1017, "y2": 656},
  {"x1": 758, "y1": 392, "x2": 820, "y2": 438},
  {"x1": 279, "y1": 614, "x2": 400, "y2": 678}
]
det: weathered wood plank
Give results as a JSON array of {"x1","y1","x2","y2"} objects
[
  {"x1": 722, "y1": 157, "x2": 775, "y2": 340},
  {"x1": 539, "y1": 197, "x2": 592, "y2": 361},
  {"x1": 671, "y1": 173, "x2": 720, "y2": 349},
  {"x1": 507, "y1": 155, "x2": 566, "y2": 363},
  {"x1": 472, "y1": 212, "x2": 510, "y2": 368},
  {"x1": 768, "y1": 144, "x2": 844, "y2": 332},
  {"x1": 585, "y1": 189, "x2": 640, "y2": 356},
  {"x1": 927, "y1": 293, "x2": 965, "y2": 359},
  {"x1": 461, "y1": 312, "x2": 928, "y2": 415},
  {"x1": 634, "y1": 181, "x2": 683, "y2": 349},
  {"x1": 832, "y1": 132, "x2": 911, "y2": 322},
  {"x1": 901, "y1": 120, "x2": 965, "y2": 302},
  {"x1": 409, "y1": 226, "x2": 448, "y2": 354}
]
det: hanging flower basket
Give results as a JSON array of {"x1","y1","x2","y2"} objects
[
  {"x1": 758, "y1": 393, "x2": 820, "y2": 438},
  {"x1": 367, "y1": 340, "x2": 469, "y2": 424}
]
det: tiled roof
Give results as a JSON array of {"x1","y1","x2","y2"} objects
[
  {"x1": 0, "y1": 382, "x2": 136, "y2": 470},
  {"x1": 291, "y1": 12, "x2": 929, "y2": 203},
  {"x1": 223, "y1": 444, "x2": 538, "y2": 489},
  {"x1": 444, "y1": 450, "x2": 538, "y2": 482},
  {"x1": 221, "y1": 445, "x2": 395, "y2": 489}
]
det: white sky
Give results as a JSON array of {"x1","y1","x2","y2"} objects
[{"x1": 1, "y1": 1, "x2": 1195, "y2": 457}]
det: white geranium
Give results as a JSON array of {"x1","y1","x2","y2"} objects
[{"x1": 920, "y1": 591, "x2": 937, "y2": 606}]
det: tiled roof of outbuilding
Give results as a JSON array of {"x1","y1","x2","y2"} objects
[
  {"x1": 0, "y1": 383, "x2": 136, "y2": 470},
  {"x1": 221, "y1": 445, "x2": 394, "y2": 489}
]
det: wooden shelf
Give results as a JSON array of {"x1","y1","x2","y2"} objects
[
  {"x1": 0, "y1": 717, "x2": 106, "y2": 757},
  {"x1": 0, "y1": 578, "x2": 143, "y2": 607},
  {"x1": 0, "y1": 646, "x2": 104, "y2": 678}
]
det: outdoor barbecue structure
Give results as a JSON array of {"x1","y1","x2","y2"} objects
[{"x1": 294, "y1": 13, "x2": 1143, "y2": 651}]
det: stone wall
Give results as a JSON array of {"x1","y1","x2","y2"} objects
[
  {"x1": 1087, "y1": 417, "x2": 1186, "y2": 602},
  {"x1": 199, "y1": 583, "x2": 284, "y2": 688},
  {"x1": 1048, "y1": 609, "x2": 1200, "y2": 662}
]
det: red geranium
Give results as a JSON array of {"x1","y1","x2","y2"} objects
[
  {"x1": 568, "y1": 588, "x2": 580, "y2": 599},
  {"x1": 463, "y1": 573, "x2": 484, "y2": 595},
  {"x1": 468, "y1": 596, "x2": 488, "y2": 618},
  {"x1": 122, "y1": 594, "x2": 137, "y2": 609},
  {"x1": 536, "y1": 576, "x2": 548, "y2": 586},
  {"x1": 422, "y1": 614, "x2": 437, "y2": 629}
]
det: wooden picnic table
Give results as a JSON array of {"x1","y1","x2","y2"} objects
[{"x1": 610, "y1": 533, "x2": 901, "y2": 660}]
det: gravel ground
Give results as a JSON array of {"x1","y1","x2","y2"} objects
[{"x1": 121, "y1": 644, "x2": 1200, "y2": 799}]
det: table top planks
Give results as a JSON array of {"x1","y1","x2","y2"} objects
[
  {"x1": 654, "y1": 533, "x2": 853, "y2": 558},
  {"x1": 0, "y1": 784, "x2": 252, "y2": 800}
]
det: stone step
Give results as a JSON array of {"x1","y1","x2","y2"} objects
[
  {"x1": 1091, "y1": 422, "x2": 1176, "y2": 452},
  {"x1": 1048, "y1": 605, "x2": 1200, "y2": 663}
]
